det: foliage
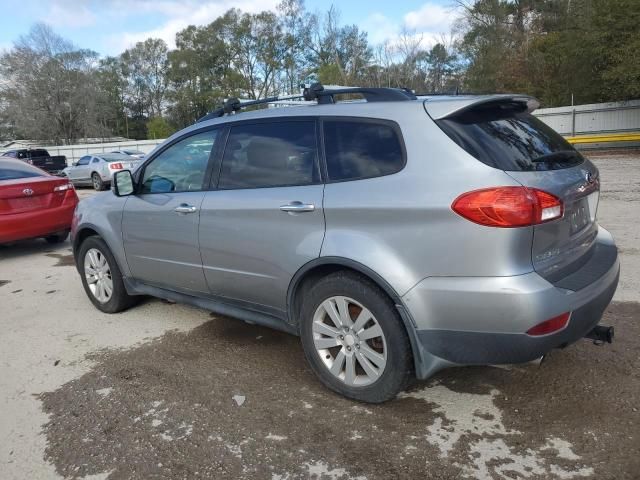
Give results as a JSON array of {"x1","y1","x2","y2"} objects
[
  {"x1": 146, "y1": 116, "x2": 174, "y2": 139},
  {"x1": 0, "y1": 1, "x2": 637, "y2": 143}
]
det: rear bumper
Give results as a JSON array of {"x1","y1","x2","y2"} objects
[
  {"x1": 0, "y1": 201, "x2": 76, "y2": 243},
  {"x1": 404, "y1": 226, "x2": 619, "y2": 373}
]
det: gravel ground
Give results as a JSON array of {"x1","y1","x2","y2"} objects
[{"x1": 1, "y1": 152, "x2": 639, "y2": 480}]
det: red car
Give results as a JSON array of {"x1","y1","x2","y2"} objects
[{"x1": 0, "y1": 158, "x2": 78, "y2": 244}]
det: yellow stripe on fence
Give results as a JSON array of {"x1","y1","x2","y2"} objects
[{"x1": 565, "y1": 132, "x2": 640, "y2": 144}]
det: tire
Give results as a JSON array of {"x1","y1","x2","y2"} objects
[
  {"x1": 299, "y1": 271, "x2": 412, "y2": 403},
  {"x1": 45, "y1": 230, "x2": 69, "y2": 244},
  {"x1": 92, "y1": 172, "x2": 105, "y2": 191},
  {"x1": 77, "y1": 236, "x2": 137, "y2": 313}
]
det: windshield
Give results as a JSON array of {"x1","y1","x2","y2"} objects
[{"x1": 436, "y1": 104, "x2": 584, "y2": 171}]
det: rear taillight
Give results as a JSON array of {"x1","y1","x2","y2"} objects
[
  {"x1": 54, "y1": 182, "x2": 74, "y2": 192},
  {"x1": 109, "y1": 163, "x2": 123, "y2": 170},
  {"x1": 452, "y1": 186, "x2": 563, "y2": 227},
  {"x1": 526, "y1": 312, "x2": 571, "y2": 336}
]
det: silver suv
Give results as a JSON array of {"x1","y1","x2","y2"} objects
[{"x1": 72, "y1": 86, "x2": 619, "y2": 403}]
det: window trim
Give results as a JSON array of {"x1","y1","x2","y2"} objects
[
  {"x1": 211, "y1": 117, "x2": 323, "y2": 191},
  {"x1": 134, "y1": 125, "x2": 223, "y2": 195},
  {"x1": 319, "y1": 116, "x2": 407, "y2": 184}
]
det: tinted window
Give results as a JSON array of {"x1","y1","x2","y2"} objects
[
  {"x1": 77, "y1": 156, "x2": 91, "y2": 166},
  {"x1": 31, "y1": 149, "x2": 48, "y2": 158},
  {"x1": 323, "y1": 120, "x2": 404, "y2": 181},
  {"x1": 219, "y1": 121, "x2": 318, "y2": 189},
  {"x1": 0, "y1": 160, "x2": 46, "y2": 180},
  {"x1": 436, "y1": 104, "x2": 584, "y2": 171},
  {"x1": 92, "y1": 158, "x2": 100, "y2": 163},
  {"x1": 2, "y1": 151, "x2": 17, "y2": 158},
  {"x1": 141, "y1": 130, "x2": 218, "y2": 194}
]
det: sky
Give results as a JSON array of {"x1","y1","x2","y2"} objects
[{"x1": 0, "y1": 0, "x2": 460, "y2": 56}]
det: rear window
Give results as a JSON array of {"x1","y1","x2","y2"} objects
[
  {"x1": 0, "y1": 160, "x2": 46, "y2": 180},
  {"x1": 323, "y1": 120, "x2": 405, "y2": 181},
  {"x1": 436, "y1": 103, "x2": 584, "y2": 171}
]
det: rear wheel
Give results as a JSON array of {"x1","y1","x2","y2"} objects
[
  {"x1": 300, "y1": 271, "x2": 412, "y2": 403},
  {"x1": 78, "y1": 236, "x2": 136, "y2": 313},
  {"x1": 92, "y1": 173, "x2": 105, "y2": 191},
  {"x1": 45, "y1": 230, "x2": 69, "y2": 244}
]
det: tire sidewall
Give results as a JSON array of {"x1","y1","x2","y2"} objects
[
  {"x1": 77, "y1": 236, "x2": 129, "y2": 313},
  {"x1": 299, "y1": 272, "x2": 411, "y2": 403}
]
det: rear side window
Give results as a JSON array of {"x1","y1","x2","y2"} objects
[
  {"x1": 436, "y1": 104, "x2": 584, "y2": 171},
  {"x1": 219, "y1": 121, "x2": 319, "y2": 189},
  {"x1": 0, "y1": 160, "x2": 46, "y2": 180},
  {"x1": 323, "y1": 120, "x2": 405, "y2": 181}
]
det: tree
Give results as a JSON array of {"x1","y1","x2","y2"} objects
[
  {"x1": 147, "y1": 116, "x2": 174, "y2": 139},
  {"x1": 0, "y1": 23, "x2": 107, "y2": 144}
]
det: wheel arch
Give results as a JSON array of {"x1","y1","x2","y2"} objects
[
  {"x1": 287, "y1": 257, "x2": 434, "y2": 378},
  {"x1": 73, "y1": 224, "x2": 128, "y2": 277}
]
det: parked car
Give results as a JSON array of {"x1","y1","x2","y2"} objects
[
  {"x1": 1, "y1": 148, "x2": 67, "y2": 175},
  {"x1": 0, "y1": 158, "x2": 78, "y2": 244},
  {"x1": 111, "y1": 149, "x2": 146, "y2": 159},
  {"x1": 62, "y1": 153, "x2": 144, "y2": 191},
  {"x1": 71, "y1": 86, "x2": 619, "y2": 403}
]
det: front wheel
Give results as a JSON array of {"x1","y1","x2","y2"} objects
[
  {"x1": 300, "y1": 271, "x2": 412, "y2": 403},
  {"x1": 78, "y1": 236, "x2": 137, "y2": 313},
  {"x1": 92, "y1": 172, "x2": 105, "y2": 191}
]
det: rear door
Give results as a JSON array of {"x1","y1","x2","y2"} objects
[
  {"x1": 435, "y1": 102, "x2": 599, "y2": 282},
  {"x1": 199, "y1": 119, "x2": 324, "y2": 311},
  {"x1": 121, "y1": 128, "x2": 220, "y2": 294}
]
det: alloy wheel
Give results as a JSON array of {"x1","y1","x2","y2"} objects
[
  {"x1": 312, "y1": 296, "x2": 387, "y2": 387},
  {"x1": 84, "y1": 248, "x2": 113, "y2": 303}
]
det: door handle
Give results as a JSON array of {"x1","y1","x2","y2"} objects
[
  {"x1": 280, "y1": 201, "x2": 315, "y2": 213},
  {"x1": 174, "y1": 203, "x2": 197, "y2": 214}
]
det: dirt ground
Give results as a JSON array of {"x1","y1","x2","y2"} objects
[{"x1": 1, "y1": 151, "x2": 639, "y2": 480}]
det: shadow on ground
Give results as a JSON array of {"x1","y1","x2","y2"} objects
[{"x1": 39, "y1": 302, "x2": 640, "y2": 480}]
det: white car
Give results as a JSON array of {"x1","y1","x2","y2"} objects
[
  {"x1": 62, "y1": 153, "x2": 144, "y2": 190},
  {"x1": 111, "y1": 149, "x2": 146, "y2": 159}
]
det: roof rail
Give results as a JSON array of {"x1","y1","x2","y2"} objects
[{"x1": 196, "y1": 82, "x2": 417, "y2": 123}]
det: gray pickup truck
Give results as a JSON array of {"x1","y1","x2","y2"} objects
[{"x1": 1, "y1": 148, "x2": 67, "y2": 175}]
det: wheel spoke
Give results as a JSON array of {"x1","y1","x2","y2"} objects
[
  {"x1": 330, "y1": 348, "x2": 346, "y2": 376},
  {"x1": 344, "y1": 354, "x2": 356, "y2": 386},
  {"x1": 103, "y1": 278, "x2": 113, "y2": 298},
  {"x1": 314, "y1": 337, "x2": 340, "y2": 349},
  {"x1": 335, "y1": 296, "x2": 353, "y2": 328},
  {"x1": 359, "y1": 324, "x2": 383, "y2": 341},
  {"x1": 321, "y1": 299, "x2": 343, "y2": 328},
  {"x1": 313, "y1": 320, "x2": 340, "y2": 338},
  {"x1": 360, "y1": 344, "x2": 386, "y2": 369},
  {"x1": 352, "y1": 307, "x2": 373, "y2": 333},
  {"x1": 355, "y1": 351, "x2": 380, "y2": 380}
]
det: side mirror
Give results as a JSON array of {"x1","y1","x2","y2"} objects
[
  {"x1": 113, "y1": 170, "x2": 134, "y2": 196},
  {"x1": 72, "y1": 162, "x2": 78, "y2": 167}
]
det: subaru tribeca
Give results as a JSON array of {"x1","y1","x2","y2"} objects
[{"x1": 71, "y1": 85, "x2": 619, "y2": 403}]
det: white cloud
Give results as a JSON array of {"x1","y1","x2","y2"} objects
[
  {"x1": 105, "y1": 0, "x2": 278, "y2": 53},
  {"x1": 361, "y1": 2, "x2": 458, "y2": 48},
  {"x1": 45, "y1": 0, "x2": 97, "y2": 28}
]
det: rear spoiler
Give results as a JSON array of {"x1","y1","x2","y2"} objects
[{"x1": 423, "y1": 95, "x2": 540, "y2": 120}]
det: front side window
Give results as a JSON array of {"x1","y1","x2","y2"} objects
[
  {"x1": 323, "y1": 120, "x2": 405, "y2": 182},
  {"x1": 141, "y1": 129, "x2": 218, "y2": 194},
  {"x1": 218, "y1": 121, "x2": 319, "y2": 189},
  {"x1": 77, "y1": 156, "x2": 91, "y2": 166}
]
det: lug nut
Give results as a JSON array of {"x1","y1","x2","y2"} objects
[
  {"x1": 346, "y1": 346, "x2": 352, "y2": 351},
  {"x1": 339, "y1": 335, "x2": 344, "y2": 340}
]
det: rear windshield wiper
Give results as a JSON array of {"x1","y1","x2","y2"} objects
[{"x1": 531, "y1": 150, "x2": 581, "y2": 163}]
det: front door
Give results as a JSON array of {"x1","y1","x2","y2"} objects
[
  {"x1": 199, "y1": 120, "x2": 325, "y2": 312},
  {"x1": 122, "y1": 129, "x2": 220, "y2": 294},
  {"x1": 69, "y1": 156, "x2": 91, "y2": 183}
]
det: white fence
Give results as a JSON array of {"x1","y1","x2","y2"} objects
[
  {"x1": 534, "y1": 99, "x2": 640, "y2": 136},
  {"x1": 0, "y1": 139, "x2": 165, "y2": 165}
]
